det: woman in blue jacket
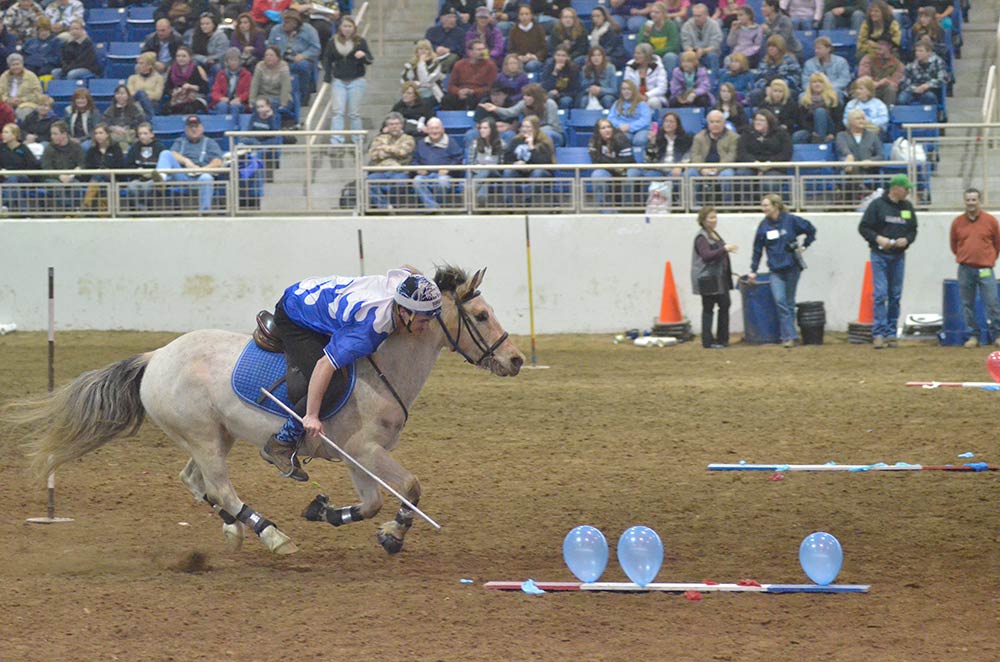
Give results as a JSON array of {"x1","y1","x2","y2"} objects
[
  {"x1": 748, "y1": 193, "x2": 817, "y2": 347},
  {"x1": 576, "y1": 46, "x2": 618, "y2": 109}
]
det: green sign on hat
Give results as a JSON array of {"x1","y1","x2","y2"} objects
[{"x1": 889, "y1": 174, "x2": 913, "y2": 190}]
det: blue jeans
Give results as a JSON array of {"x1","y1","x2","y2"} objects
[
  {"x1": 470, "y1": 168, "x2": 500, "y2": 202},
  {"x1": 367, "y1": 171, "x2": 409, "y2": 209},
  {"x1": 821, "y1": 9, "x2": 864, "y2": 30},
  {"x1": 289, "y1": 59, "x2": 315, "y2": 97},
  {"x1": 330, "y1": 77, "x2": 366, "y2": 144},
  {"x1": 789, "y1": 17, "x2": 816, "y2": 30},
  {"x1": 897, "y1": 89, "x2": 938, "y2": 106},
  {"x1": 413, "y1": 172, "x2": 454, "y2": 209},
  {"x1": 793, "y1": 106, "x2": 833, "y2": 143},
  {"x1": 769, "y1": 267, "x2": 801, "y2": 342},
  {"x1": 212, "y1": 101, "x2": 245, "y2": 115},
  {"x1": 871, "y1": 250, "x2": 905, "y2": 339},
  {"x1": 156, "y1": 150, "x2": 216, "y2": 211},
  {"x1": 628, "y1": 130, "x2": 649, "y2": 163},
  {"x1": 958, "y1": 264, "x2": 1000, "y2": 340},
  {"x1": 133, "y1": 90, "x2": 156, "y2": 118},
  {"x1": 51, "y1": 67, "x2": 94, "y2": 80}
]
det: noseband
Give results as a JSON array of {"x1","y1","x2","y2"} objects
[{"x1": 436, "y1": 290, "x2": 509, "y2": 366}]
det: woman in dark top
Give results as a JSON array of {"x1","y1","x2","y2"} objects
[
  {"x1": 64, "y1": 88, "x2": 99, "y2": 151},
  {"x1": 736, "y1": 109, "x2": 793, "y2": 176},
  {"x1": 502, "y1": 114, "x2": 554, "y2": 203},
  {"x1": 540, "y1": 46, "x2": 579, "y2": 111},
  {"x1": 587, "y1": 7, "x2": 627, "y2": 68},
  {"x1": 0, "y1": 122, "x2": 40, "y2": 183},
  {"x1": 53, "y1": 20, "x2": 101, "y2": 79},
  {"x1": 391, "y1": 82, "x2": 435, "y2": 137},
  {"x1": 642, "y1": 110, "x2": 692, "y2": 177},
  {"x1": 547, "y1": 7, "x2": 589, "y2": 63},
  {"x1": 103, "y1": 85, "x2": 146, "y2": 148},
  {"x1": 231, "y1": 12, "x2": 267, "y2": 70},
  {"x1": 756, "y1": 79, "x2": 799, "y2": 135},
  {"x1": 323, "y1": 15, "x2": 374, "y2": 145},
  {"x1": 713, "y1": 82, "x2": 747, "y2": 132},
  {"x1": 691, "y1": 206, "x2": 737, "y2": 348},
  {"x1": 84, "y1": 123, "x2": 124, "y2": 173},
  {"x1": 164, "y1": 46, "x2": 210, "y2": 114},
  {"x1": 588, "y1": 117, "x2": 637, "y2": 208}
]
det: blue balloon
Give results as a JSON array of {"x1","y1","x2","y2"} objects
[
  {"x1": 562, "y1": 525, "x2": 608, "y2": 583},
  {"x1": 799, "y1": 532, "x2": 843, "y2": 586},
  {"x1": 616, "y1": 526, "x2": 663, "y2": 587}
]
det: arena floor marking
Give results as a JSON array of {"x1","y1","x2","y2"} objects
[
  {"x1": 708, "y1": 463, "x2": 997, "y2": 472},
  {"x1": 484, "y1": 582, "x2": 870, "y2": 594}
]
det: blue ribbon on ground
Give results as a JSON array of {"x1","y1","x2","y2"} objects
[
  {"x1": 849, "y1": 462, "x2": 888, "y2": 472},
  {"x1": 964, "y1": 462, "x2": 990, "y2": 472}
]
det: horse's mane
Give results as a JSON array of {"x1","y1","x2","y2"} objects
[{"x1": 433, "y1": 264, "x2": 468, "y2": 294}]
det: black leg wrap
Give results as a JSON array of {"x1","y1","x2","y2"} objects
[
  {"x1": 218, "y1": 509, "x2": 237, "y2": 525},
  {"x1": 302, "y1": 494, "x2": 329, "y2": 522},
  {"x1": 394, "y1": 508, "x2": 414, "y2": 528},
  {"x1": 236, "y1": 504, "x2": 275, "y2": 536},
  {"x1": 325, "y1": 505, "x2": 363, "y2": 527}
]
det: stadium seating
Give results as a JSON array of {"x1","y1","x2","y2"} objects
[
  {"x1": 125, "y1": 5, "x2": 156, "y2": 42},
  {"x1": 662, "y1": 107, "x2": 705, "y2": 135},
  {"x1": 567, "y1": 108, "x2": 607, "y2": 146},
  {"x1": 105, "y1": 42, "x2": 142, "y2": 79},
  {"x1": 152, "y1": 115, "x2": 186, "y2": 142},
  {"x1": 85, "y1": 8, "x2": 126, "y2": 43},
  {"x1": 87, "y1": 78, "x2": 125, "y2": 104}
]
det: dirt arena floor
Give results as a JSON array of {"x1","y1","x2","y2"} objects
[{"x1": 0, "y1": 330, "x2": 997, "y2": 661}]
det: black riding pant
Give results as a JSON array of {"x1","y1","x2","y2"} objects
[
  {"x1": 273, "y1": 298, "x2": 342, "y2": 415},
  {"x1": 701, "y1": 292, "x2": 731, "y2": 348}
]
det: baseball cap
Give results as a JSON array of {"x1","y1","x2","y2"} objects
[
  {"x1": 889, "y1": 174, "x2": 913, "y2": 190},
  {"x1": 439, "y1": 6, "x2": 458, "y2": 16},
  {"x1": 475, "y1": 6, "x2": 491, "y2": 18},
  {"x1": 185, "y1": 115, "x2": 202, "y2": 126}
]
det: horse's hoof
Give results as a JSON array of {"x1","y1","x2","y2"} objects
[
  {"x1": 260, "y1": 525, "x2": 298, "y2": 555},
  {"x1": 302, "y1": 494, "x2": 329, "y2": 522},
  {"x1": 377, "y1": 530, "x2": 405, "y2": 555},
  {"x1": 222, "y1": 522, "x2": 245, "y2": 551}
]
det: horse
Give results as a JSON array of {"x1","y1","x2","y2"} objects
[{"x1": 7, "y1": 266, "x2": 525, "y2": 555}]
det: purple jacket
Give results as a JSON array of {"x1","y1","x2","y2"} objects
[
  {"x1": 496, "y1": 71, "x2": 530, "y2": 102},
  {"x1": 669, "y1": 66, "x2": 713, "y2": 104},
  {"x1": 465, "y1": 25, "x2": 505, "y2": 65}
]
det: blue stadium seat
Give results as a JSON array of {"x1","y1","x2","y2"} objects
[
  {"x1": 199, "y1": 114, "x2": 237, "y2": 140},
  {"x1": 46, "y1": 79, "x2": 86, "y2": 104},
  {"x1": 238, "y1": 113, "x2": 253, "y2": 131},
  {"x1": 796, "y1": 30, "x2": 816, "y2": 62},
  {"x1": 152, "y1": 115, "x2": 185, "y2": 142},
  {"x1": 624, "y1": 34, "x2": 637, "y2": 59},
  {"x1": 819, "y1": 29, "x2": 857, "y2": 66},
  {"x1": 568, "y1": 108, "x2": 607, "y2": 146},
  {"x1": 126, "y1": 5, "x2": 156, "y2": 42},
  {"x1": 106, "y1": 42, "x2": 142, "y2": 79},
  {"x1": 437, "y1": 110, "x2": 476, "y2": 135},
  {"x1": 889, "y1": 104, "x2": 938, "y2": 141},
  {"x1": 554, "y1": 146, "x2": 591, "y2": 178},
  {"x1": 663, "y1": 106, "x2": 705, "y2": 134},
  {"x1": 87, "y1": 78, "x2": 125, "y2": 103},
  {"x1": 85, "y1": 8, "x2": 126, "y2": 43},
  {"x1": 792, "y1": 143, "x2": 834, "y2": 174}
]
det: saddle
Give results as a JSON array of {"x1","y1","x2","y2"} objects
[{"x1": 254, "y1": 310, "x2": 283, "y2": 353}]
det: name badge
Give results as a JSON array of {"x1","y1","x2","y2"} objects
[
  {"x1": 979, "y1": 268, "x2": 992, "y2": 280},
  {"x1": 766, "y1": 229, "x2": 780, "y2": 240},
  {"x1": 901, "y1": 210, "x2": 912, "y2": 219}
]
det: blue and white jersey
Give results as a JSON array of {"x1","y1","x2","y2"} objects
[{"x1": 281, "y1": 268, "x2": 411, "y2": 369}]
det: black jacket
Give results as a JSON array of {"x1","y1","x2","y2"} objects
[
  {"x1": 644, "y1": 131, "x2": 693, "y2": 164},
  {"x1": 858, "y1": 192, "x2": 918, "y2": 251},
  {"x1": 588, "y1": 129, "x2": 634, "y2": 175},
  {"x1": 0, "y1": 142, "x2": 39, "y2": 180},
  {"x1": 758, "y1": 98, "x2": 799, "y2": 133},
  {"x1": 322, "y1": 37, "x2": 373, "y2": 83},
  {"x1": 60, "y1": 38, "x2": 102, "y2": 75},
  {"x1": 124, "y1": 139, "x2": 167, "y2": 179},
  {"x1": 141, "y1": 31, "x2": 184, "y2": 60},
  {"x1": 737, "y1": 127, "x2": 793, "y2": 164},
  {"x1": 391, "y1": 98, "x2": 436, "y2": 136},
  {"x1": 503, "y1": 136, "x2": 554, "y2": 165}
]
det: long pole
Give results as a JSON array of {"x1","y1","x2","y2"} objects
[
  {"x1": 524, "y1": 215, "x2": 538, "y2": 367},
  {"x1": 259, "y1": 388, "x2": 441, "y2": 530},
  {"x1": 357, "y1": 228, "x2": 365, "y2": 276},
  {"x1": 47, "y1": 267, "x2": 55, "y2": 520}
]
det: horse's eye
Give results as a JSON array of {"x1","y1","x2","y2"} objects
[{"x1": 475, "y1": 311, "x2": 489, "y2": 322}]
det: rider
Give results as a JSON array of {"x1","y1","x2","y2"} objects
[{"x1": 261, "y1": 267, "x2": 443, "y2": 481}]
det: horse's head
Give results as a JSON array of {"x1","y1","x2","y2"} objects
[{"x1": 434, "y1": 265, "x2": 524, "y2": 377}]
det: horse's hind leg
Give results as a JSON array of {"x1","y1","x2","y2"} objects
[{"x1": 179, "y1": 458, "x2": 247, "y2": 551}]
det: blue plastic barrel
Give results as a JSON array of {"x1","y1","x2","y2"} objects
[
  {"x1": 939, "y1": 278, "x2": 1000, "y2": 345},
  {"x1": 740, "y1": 273, "x2": 780, "y2": 344}
]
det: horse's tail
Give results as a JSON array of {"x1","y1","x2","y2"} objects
[{"x1": 5, "y1": 353, "x2": 152, "y2": 482}]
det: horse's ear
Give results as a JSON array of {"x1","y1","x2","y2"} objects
[{"x1": 468, "y1": 268, "x2": 486, "y2": 293}]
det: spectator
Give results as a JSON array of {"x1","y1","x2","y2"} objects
[
  {"x1": 185, "y1": 11, "x2": 229, "y2": 78},
  {"x1": 472, "y1": 82, "x2": 515, "y2": 134},
  {"x1": 917, "y1": 0, "x2": 953, "y2": 31},
  {"x1": 690, "y1": 108, "x2": 738, "y2": 177},
  {"x1": 749, "y1": 35, "x2": 801, "y2": 106},
  {"x1": 796, "y1": 72, "x2": 841, "y2": 143},
  {"x1": 821, "y1": 0, "x2": 864, "y2": 31},
  {"x1": 479, "y1": 82, "x2": 565, "y2": 146},
  {"x1": 401, "y1": 39, "x2": 445, "y2": 104},
  {"x1": 392, "y1": 81, "x2": 435, "y2": 136},
  {"x1": 548, "y1": 7, "x2": 588, "y2": 64},
  {"x1": 718, "y1": 52, "x2": 753, "y2": 99},
  {"x1": 680, "y1": 3, "x2": 723, "y2": 71},
  {"x1": 366, "y1": 111, "x2": 415, "y2": 210},
  {"x1": 501, "y1": 114, "x2": 554, "y2": 201},
  {"x1": 609, "y1": 0, "x2": 650, "y2": 34},
  {"x1": 669, "y1": 50, "x2": 713, "y2": 108},
  {"x1": 843, "y1": 76, "x2": 889, "y2": 132},
  {"x1": 664, "y1": 0, "x2": 692, "y2": 23},
  {"x1": 155, "y1": 0, "x2": 210, "y2": 36},
  {"x1": 624, "y1": 43, "x2": 668, "y2": 110},
  {"x1": 716, "y1": 0, "x2": 746, "y2": 29},
  {"x1": 103, "y1": 85, "x2": 145, "y2": 148},
  {"x1": 691, "y1": 206, "x2": 737, "y2": 348},
  {"x1": 736, "y1": 108, "x2": 793, "y2": 177},
  {"x1": 638, "y1": 2, "x2": 680, "y2": 75},
  {"x1": 588, "y1": 117, "x2": 637, "y2": 208},
  {"x1": 577, "y1": 46, "x2": 617, "y2": 109},
  {"x1": 412, "y1": 116, "x2": 464, "y2": 210},
  {"x1": 466, "y1": 6, "x2": 505, "y2": 65},
  {"x1": 609, "y1": 79, "x2": 653, "y2": 157},
  {"x1": 641, "y1": 109, "x2": 692, "y2": 178},
  {"x1": 835, "y1": 107, "x2": 883, "y2": 192},
  {"x1": 858, "y1": 174, "x2": 917, "y2": 349},
  {"x1": 0, "y1": 54, "x2": 43, "y2": 121},
  {"x1": 713, "y1": 82, "x2": 748, "y2": 130},
  {"x1": 899, "y1": 38, "x2": 947, "y2": 106},
  {"x1": 525, "y1": 0, "x2": 570, "y2": 32},
  {"x1": 466, "y1": 116, "x2": 505, "y2": 204},
  {"x1": 857, "y1": 1, "x2": 900, "y2": 60},
  {"x1": 64, "y1": 88, "x2": 97, "y2": 150},
  {"x1": 441, "y1": 0, "x2": 485, "y2": 25},
  {"x1": 156, "y1": 115, "x2": 224, "y2": 212},
  {"x1": 4, "y1": 0, "x2": 44, "y2": 44},
  {"x1": 43, "y1": 0, "x2": 83, "y2": 43},
  {"x1": 142, "y1": 18, "x2": 184, "y2": 74},
  {"x1": 128, "y1": 53, "x2": 166, "y2": 119},
  {"x1": 0, "y1": 123, "x2": 39, "y2": 183},
  {"x1": 249, "y1": 0, "x2": 310, "y2": 29},
  {"x1": 21, "y1": 17, "x2": 61, "y2": 77},
  {"x1": 749, "y1": 193, "x2": 817, "y2": 347},
  {"x1": 911, "y1": 7, "x2": 948, "y2": 59},
  {"x1": 442, "y1": 39, "x2": 497, "y2": 111},
  {"x1": 231, "y1": 13, "x2": 267, "y2": 70},
  {"x1": 587, "y1": 7, "x2": 627, "y2": 69},
  {"x1": 41, "y1": 121, "x2": 84, "y2": 183},
  {"x1": 801, "y1": 36, "x2": 851, "y2": 101},
  {"x1": 857, "y1": 38, "x2": 903, "y2": 106},
  {"x1": 425, "y1": 7, "x2": 467, "y2": 73},
  {"x1": 210, "y1": 48, "x2": 252, "y2": 114},
  {"x1": 759, "y1": 0, "x2": 800, "y2": 55},
  {"x1": 82, "y1": 123, "x2": 123, "y2": 209},
  {"x1": 780, "y1": 0, "x2": 821, "y2": 30},
  {"x1": 269, "y1": 9, "x2": 321, "y2": 98},
  {"x1": 123, "y1": 121, "x2": 167, "y2": 208},
  {"x1": 302, "y1": 0, "x2": 338, "y2": 46},
  {"x1": 250, "y1": 46, "x2": 294, "y2": 118},
  {"x1": 507, "y1": 4, "x2": 547, "y2": 74},
  {"x1": 51, "y1": 20, "x2": 100, "y2": 80},
  {"x1": 950, "y1": 188, "x2": 1000, "y2": 348},
  {"x1": 240, "y1": 96, "x2": 282, "y2": 180},
  {"x1": 22, "y1": 94, "x2": 56, "y2": 145},
  {"x1": 725, "y1": 7, "x2": 763, "y2": 66},
  {"x1": 541, "y1": 46, "x2": 579, "y2": 111},
  {"x1": 164, "y1": 46, "x2": 210, "y2": 114},
  {"x1": 758, "y1": 79, "x2": 798, "y2": 134},
  {"x1": 496, "y1": 53, "x2": 530, "y2": 102}
]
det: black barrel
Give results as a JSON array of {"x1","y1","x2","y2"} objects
[{"x1": 796, "y1": 301, "x2": 826, "y2": 345}]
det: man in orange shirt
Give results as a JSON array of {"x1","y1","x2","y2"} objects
[{"x1": 950, "y1": 188, "x2": 1000, "y2": 348}]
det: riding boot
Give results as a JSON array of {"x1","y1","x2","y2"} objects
[{"x1": 260, "y1": 418, "x2": 309, "y2": 481}]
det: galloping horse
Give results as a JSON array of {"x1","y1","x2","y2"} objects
[{"x1": 8, "y1": 266, "x2": 524, "y2": 555}]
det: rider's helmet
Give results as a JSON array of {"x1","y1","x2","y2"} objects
[{"x1": 394, "y1": 275, "x2": 442, "y2": 316}]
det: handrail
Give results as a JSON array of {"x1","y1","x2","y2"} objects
[{"x1": 358, "y1": 160, "x2": 911, "y2": 173}]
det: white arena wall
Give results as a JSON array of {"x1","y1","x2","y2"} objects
[{"x1": 0, "y1": 212, "x2": 962, "y2": 335}]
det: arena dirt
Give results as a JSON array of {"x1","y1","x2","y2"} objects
[{"x1": 0, "y1": 331, "x2": 997, "y2": 661}]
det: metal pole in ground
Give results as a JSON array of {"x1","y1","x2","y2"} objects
[{"x1": 523, "y1": 215, "x2": 549, "y2": 370}]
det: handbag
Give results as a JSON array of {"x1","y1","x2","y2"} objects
[{"x1": 890, "y1": 137, "x2": 927, "y2": 163}]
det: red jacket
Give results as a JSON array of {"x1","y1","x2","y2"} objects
[
  {"x1": 250, "y1": 0, "x2": 292, "y2": 26},
  {"x1": 0, "y1": 101, "x2": 14, "y2": 129},
  {"x1": 211, "y1": 68, "x2": 253, "y2": 110}
]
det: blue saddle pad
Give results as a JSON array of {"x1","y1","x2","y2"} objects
[{"x1": 231, "y1": 341, "x2": 355, "y2": 420}]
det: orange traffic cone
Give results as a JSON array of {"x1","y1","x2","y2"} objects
[
  {"x1": 857, "y1": 261, "x2": 874, "y2": 324},
  {"x1": 658, "y1": 261, "x2": 683, "y2": 324}
]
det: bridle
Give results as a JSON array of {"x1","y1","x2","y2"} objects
[{"x1": 435, "y1": 289, "x2": 508, "y2": 367}]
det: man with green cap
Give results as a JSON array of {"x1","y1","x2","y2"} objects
[{"x1": 858, "y1": 174, "x2": 918, "y2": 349}]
